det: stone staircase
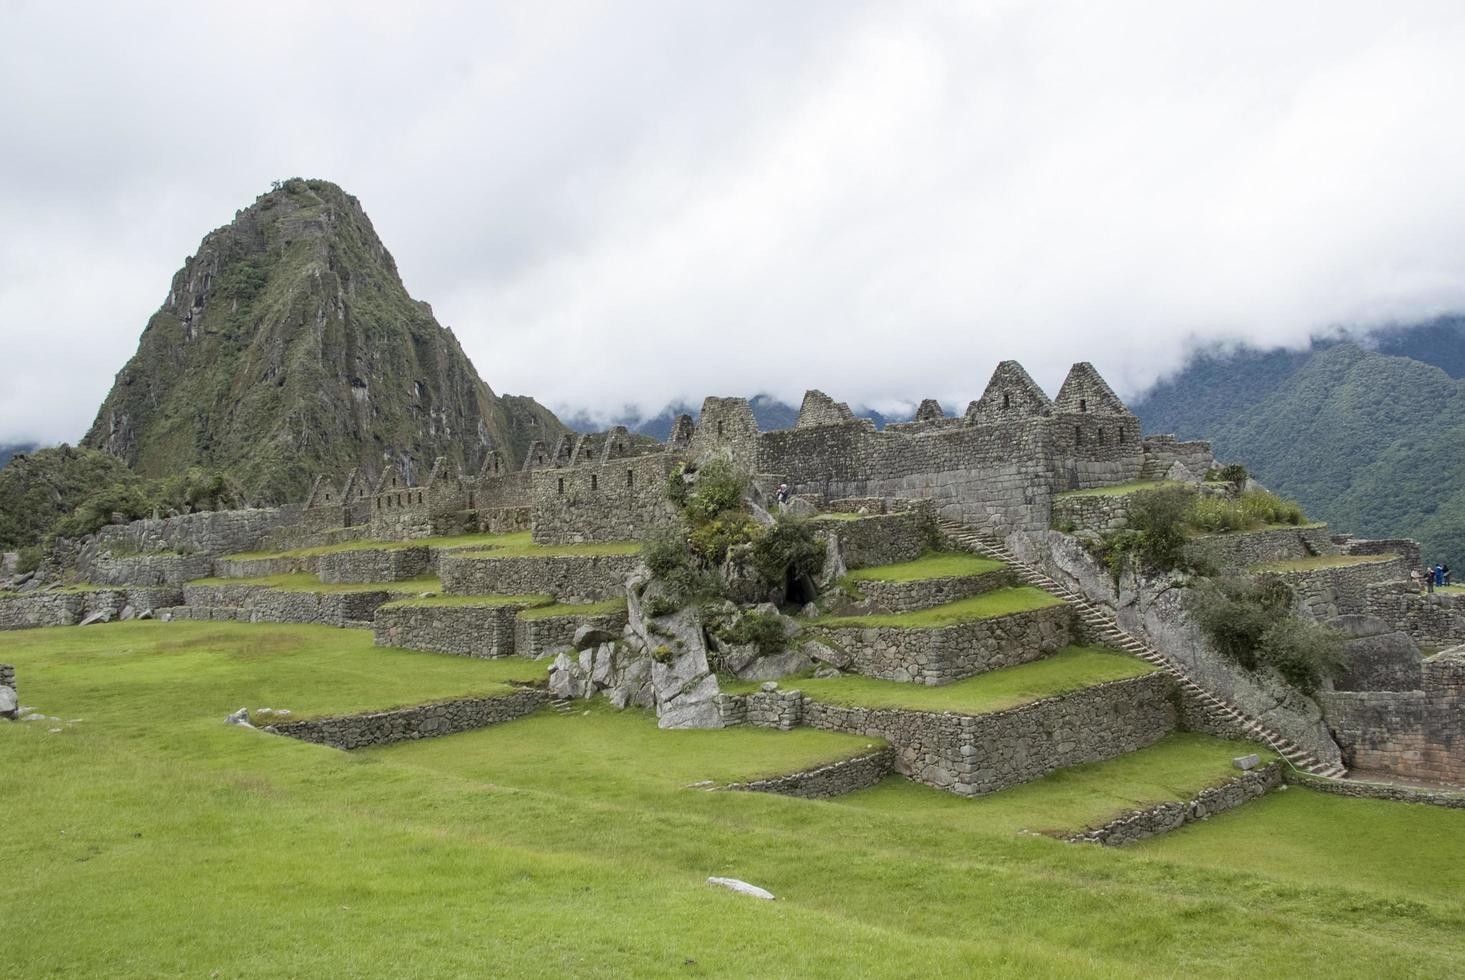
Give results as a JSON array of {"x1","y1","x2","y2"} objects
[{"x1": 937, "y1": 518, "x2": 1347, "y2": 778}]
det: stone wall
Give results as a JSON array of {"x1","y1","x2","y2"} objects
[
  {"x1": 0, "y1": 663, "x2": 15, "y2": 720},
  {"x1": 799, "y1": 672, "x2": 1177, "y2": 796},
  {"x1": 1140, "y1": 435, "x2": 1215, "y2": 481},
  {"x1": 429, "y1": 506, "x2": 532, "y2": 537},
  {"x1": 77, "y1": 551, "x2": 217, "y2": 587},
  {"x1": 1051, "y1": 493, "x2": 1135, "y2": 535},
  {"x1": 1182, "y1": 525, "x2": 1337, "y2": 574},
  {"x1": 1261, "y1": 556, "x2": 1412, "y2": 619},
  {"x1": 1316, "y1": 653, "x2": 1465, "y2": 785},
  {"x1": 0, "y1": 587, "x2": 182, "y2": 630},
  {"x1": 514, "y1": 608, "x2": 629, "y2": 660},
  {"x1": 717, "y1": 748, "x2": 894, "y2": 800},
  {"x1": 318, "y1": 547, "x2": 432, "y2": 584},
  {"x1": 816, "y1": 507, "x2": 935, "y2": 571},
  {"x1": 1341, "y1": 537, "x2": 1423, "y2": 570},
  {"x1": 89, "y1": 506, "x2": 298, "y2": 557},
  {"x1": 266, "y1": 688, "x2": 547, "y2": 750},
  {"x1": 180, "y1": 583, "x2": 399, "y2": 628},
  {"x1": 1065, "y1": 763, "x2": 1282, "y2": 845},
  {"x1": 1287, "y1": 770, "x2": 1465, "y2": 809},
  {"x1": 439, "y1": 553, "x2": 642, "y2": 602},
  {"x1": 1365, "y1": 584, "x2": 1465, "y2": 650},
  {"x1": 373, "y1": 601, "x2": 531, "y2": 658},
  {"x1": 812, "y1": 603, "x2": 1073, "y2": 686},
  {"x1": 849, "y1": 569, "x2": 1013, "y2": 614},
  {"x1": 716, "y1": 688, "x2": 803, "y2": 730},
  {"x1": 212, "y1": 555, "x2": 321, "y2": 579},
  {"x1": 530, "y1": 453, "x2": 681, "y2": 545}
]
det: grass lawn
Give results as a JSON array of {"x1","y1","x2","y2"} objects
[
  {"x1": 3, "y1": 620, "x2": 1464, "y2": 977},
  {"x1": 844, "y1": 550, "x2": 1004, "y2": 582},
  {"x1": 516, "y1": 597, "x2": 628, "y2": 620},
  {"x1": 838, "y1": 733, "x2": 1275, "y2": 836},
  {"x1": 809, "y1": 512, "x2": 867, "y2": 522},
  {"x1": 814, "y1": 586, "x2": 1063, "y2": 628},
  {"x1": 380, "y1": 593, "x2": 555, "y2": 609},
  {"x1": 223, "y1": 530, "x2": 535, "y2": 560},
  {"x1": 1252, "y1": 553, "x2": 1399, "y2": 573},
  {"x1": 1055, "y1": 480, "x2": 1181, "y2": 498},
  {"x1": 791, "y1": 646, "x2": 1154, "y2": 713},
  {"x1": 186, "y1": 572, "x2": 442, "y2": 593}
]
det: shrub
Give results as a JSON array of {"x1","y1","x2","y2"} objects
[
  {"x1": 1239, "y1": 490, "x2": 1304, "y2": 527},
  {"x1": 687, "y1": 511, "x2": 761, "y2": 565},
  {"x1": 1187, "y1": 576, "x2": 1345, "y2": 692},
  {"x1": 1126, "y1": 488, "x2": 1192, "y2": 569},
  {"x1": 749, "y1": 517, "x2": 824, "y2": 589},
  {"x1": 679, "y1": 459, "x2": 749, "y2": 524},
  {"x1": 1206, "y1": 463, "x2": 1249, "y2": 485},
  {"x1": 1187, "y1": 495, "x2": 1249, "y2": 534},
  {"x1": 722, "y1": 611, "x2": 788, "y2": 657}
]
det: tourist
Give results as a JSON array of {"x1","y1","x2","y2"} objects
[
  {"x1": 1443, "y1": 564, "x2": 1452, "y2": 587},
  {"x1": 1427, "y1": 564, "x2": 1436, "y2": 593},
  {"x1": 1436, "y1": 564, "x2": 1446, "y2": 588},
  {"x1": 776, "y1": 483, "x2": 791, "y2": 511}
]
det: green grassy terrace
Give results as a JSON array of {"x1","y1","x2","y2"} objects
[
  {"x1": 516, "y1": 597, "x2": 628, "y2": 620},
  {"x1": 4, "y1": 620, "x2": 1465, "y2": 975},
  {"x1": 777, "y1": 646, "x2": 1154, "y2": 713},
  {"x1": 814, "y1": 586, "x2": 1063, "y2": 628},
  {"x1": 186, "y1": 572, "x2": 441, "y2": 593},
  {"x1": 810, "y1": 511, "x2": 868, "y2": 522},
  {"x1": 223, "y1": 530, "x2": 534, "y2": 560},
  {"x1": 1054, "y1": 480, "x2": 1182, "y2": 498},
  {"x1": 843, "y1": 551, "x2": 1004, "y2": 582},
  {"x1": 1252, "y1": 553, "x2": 1399, "y2": 573},
  {"x1": 378, "y1": 593, "x2": 555, "y2": 610}
]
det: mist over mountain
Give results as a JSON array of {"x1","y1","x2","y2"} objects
[{"x1": 1133, "y1": 318, "x2": 1465, "y2": 568}]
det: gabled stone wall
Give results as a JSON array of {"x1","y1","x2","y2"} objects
[{"x1": 530, "y1": 453, "x2": 681, "y2": 545}]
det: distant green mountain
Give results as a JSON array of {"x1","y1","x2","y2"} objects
[
  {"x1": 0, "y1": 443, "x2": 40, "y2": 470},
  {"x1": 83, "y1": 178, "x2": 565, "y2": 501},
  {"x1": 1135, "y1": 341, "x2": 1465, "y2": 568}
]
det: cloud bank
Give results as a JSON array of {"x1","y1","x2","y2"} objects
[{"x1": 4, "y1": 0, "x2": 1465, "y2": 441}]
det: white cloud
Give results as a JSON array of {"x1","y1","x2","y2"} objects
[{"x1": 3, "y1": 0, "x2": 1465, "y2": 441}]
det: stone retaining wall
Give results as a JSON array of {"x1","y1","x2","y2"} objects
[
  {"x1": 1287, "y1": 770, "x2": 1465, "y2": 809},
  {"x1": 439, "y1": 553, "x2": 641, "y2": 602},
  {"x1": 0, "y1": 587, "x2": 183, "y2": 630},
  {"x1": 181, "y1": 583, "x2": 396, "y2": 628},
  {"x1": 798, "y1": 672, "x2": 1177, "y2": 796},
  {"x1": 1365, "y1": 583, "x2": 1465, "y2": 649},
  {"x1": 514, "y1": 608, "x2": 629, "y2": 659},
  {"x1": 1182, "y1": 525, "x2": 1336, "y2": 574},
  {"x1": 266, "y1": 688, "x2": 547, "y2": 749},
  {"x1": 374, "y1": 602, "x2": 530, "y2": 658},
  {"x1": 1065, "y1": 763, "x2": 1283, "y2": 845},
  {"x1": 1051, "y1": 494, "x2": 1134, "y2": 535},
  {"x1": 90, "y1": 507, "x2": 297, "y2": 557},
  {"x1": 1316, "y1": 653, "x2": 1465, "y2": 785},
  {"x1": 78, "y1": 552, "x2": 216, "y2": 586},
  {"x1": 212, "y1": 555, "x2": 322, "y2": 579},
  {"x1": 717, "y1": 748, "x2": 894, "y2": 800},
  {"x1": 716, "y1": 688, "x2": 803, "y2": 730},
  {"x1": 850, "y1": 569, "x2": 1013, "y2": 614},
  {"x1": 811, "y1": 603, "x2": 1072, "y2": 686},
  {"x1": 1342, "y1": 537, "x2": 1423, "y2": 569},
  {"x1": 1261, "y1": 556, "x2": 1412, "y2": 619},
  {"x1": 816, "y1": 507, "x2": 936, "y2": 571},
  {"x1": 318, "y1": 547, "x2": 432, "y2": 584}
]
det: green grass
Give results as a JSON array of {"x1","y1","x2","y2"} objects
[
  {"x1": 515, "y1": 597, "x2": 628, "y2": 620},
  {"x1": 223, "y1": 531, "x2": 535, "y2": 560},
  {"x1": 379, "y1": 593, "x2": 555, "y2": 610},
  {"x1": 1440, "y1": 584, "x2": 1464, "y2": 594},
  {"x1": 791, "y1": 647, "x2": 1154, "y2": 714},
  {"x1": 840, "y1": 733, "x2": 1275, "y2": 836},
  {"x1": 1055, "y1": 480, "x2": 1181, "y2": 498},
  {"x1": 454, "y1": 541, "x2": 642, "y2": 559},
  {"x1": 1252, "y1": 553, "x2": 1399, "y2": 573},
  {"x1": 4, "y1": 621, "x2": 1465, "y2": 977},
  {"x1": 810, "y1": 512, "x2": 867, "y2": 522},
  {"x1": 814, "y1": 586, "x2": 1063, "y2": 628},
  {"x1": 844, "y1": 551, "x2": 1004, "y2": 582}
]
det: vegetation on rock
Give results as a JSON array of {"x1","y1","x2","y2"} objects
[{"x1": 1187, "y1": 576, "x2": 1347, "y2": 692}]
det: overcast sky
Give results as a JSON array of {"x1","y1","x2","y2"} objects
[{"x1": 4, "y1": 0, "x2": 1465, "y2": 444}]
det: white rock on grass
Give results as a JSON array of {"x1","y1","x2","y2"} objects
[
  {"x1": 225, "y1": 707, "x2": 253, "y2": 728},
  {"x1": 707, "y1": 877, "x2": 775, "y2": 900}
]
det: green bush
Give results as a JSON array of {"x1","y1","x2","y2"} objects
[
  {"x1": 722, "y1": 611, "x2": 788, "y2": 657},
  {"x1": 1186, "y1": 489, "x2": 1305, "y2": 534},
  {"x1": 679, "y1": 459, "x2": 749, "y2": 524},
  {"x1": 1187, "y1": 495, "x2": 1249, "y2": 534},
  {"x1": 687, "y1": 511, "x2": 761, "y2": 565},
  {"x1": 1238, "y1": 490, "x2": 1304, "y2": 527},
  {"x1": 1187, "y1": 576, "x2": 1345, "y2": 692},
  {"x1": 749, "y1": 517, "x2": 824, "y2": 589}
]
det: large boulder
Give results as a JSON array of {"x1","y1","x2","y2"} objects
[
  {"x1": 734, "y1": 648, "x2": 813, "y2": 681},
  {"x1": 0, "y1": 685, "x2": 18, "y2": 719}
]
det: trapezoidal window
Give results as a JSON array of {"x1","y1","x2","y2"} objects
[
  {"x1": 1074, "y1": 426, "x2": 1084, "y2": 445},
  {"x1": 1117, "y1": 427, "x2": 1126, "y2": 444},
  {"x1": 627, "y1": 469, "x2": 635, "y2": 488},
  {"x1": 1096, "y1": 428, "x2": 1105, "y2": 446},
  {"x1": 1002, "y1": 393, "x2": 1010, "y2": 409},
  {"x1": 717, "y1": 421, "x2": 725, "y2": 437},
  {"x1": 557, "y1": 477, "x2": 565, "y2": 495},
  {"x1": 1079, "y1": 398, "x2": 1088, "y2": 413},
  {"x1": 590, "y1": 474, "x2": 598, "y2": 492}
]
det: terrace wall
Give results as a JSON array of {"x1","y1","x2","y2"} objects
[
  {"x1": 811, "y1": 603, "x2": 1073, "y2": 686},
  {"x1": 439, "y1": 553, "x2": 642, "y2": 602},
  {"x1": 1365, "y1": 584, "x2": 1465, "y2": 650},
  {"x1": 717, "y1": 748, "x2": 895, "y2": 800},
  {"x1": 267, "y1": 689, "x2": 548, "y2": 750},
  {"x1": 180, "y1": 583, "x2": 399, "y2": 628},
  {"x1": 1316, "y1": 654, "x2": 1465, "y2": 785},
  {"x1": 373, "y1": 602, "x2": 528, "y2": 658},
  {"x1": 1260, "y1": 556, "x2": 1413, "y2": 619},
  {"x1": 317, "y1": 547, "x2": 432, "y2": 584},
  {"x1": 1182, "y1": 525, "x2": 1337, "y2": 574},
  {"x1": 0, "y1": 587, "x2": 182, "y2": 630},
  {"x1": 799, "y1": 672, "x2": 1177, "y2": 796},
  {"x1": 850, "y1": 569, "x2": 1013, "y2": 614},
  {"x1": 817, "y1": 507, "x2": 936, "y2": 571},
  {"x1": 514, "y1": 608, "x2": 629, "y2": 660},
  {"x1": 1065, "y1": 763, "x2": 1282, "y2": 845}
]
